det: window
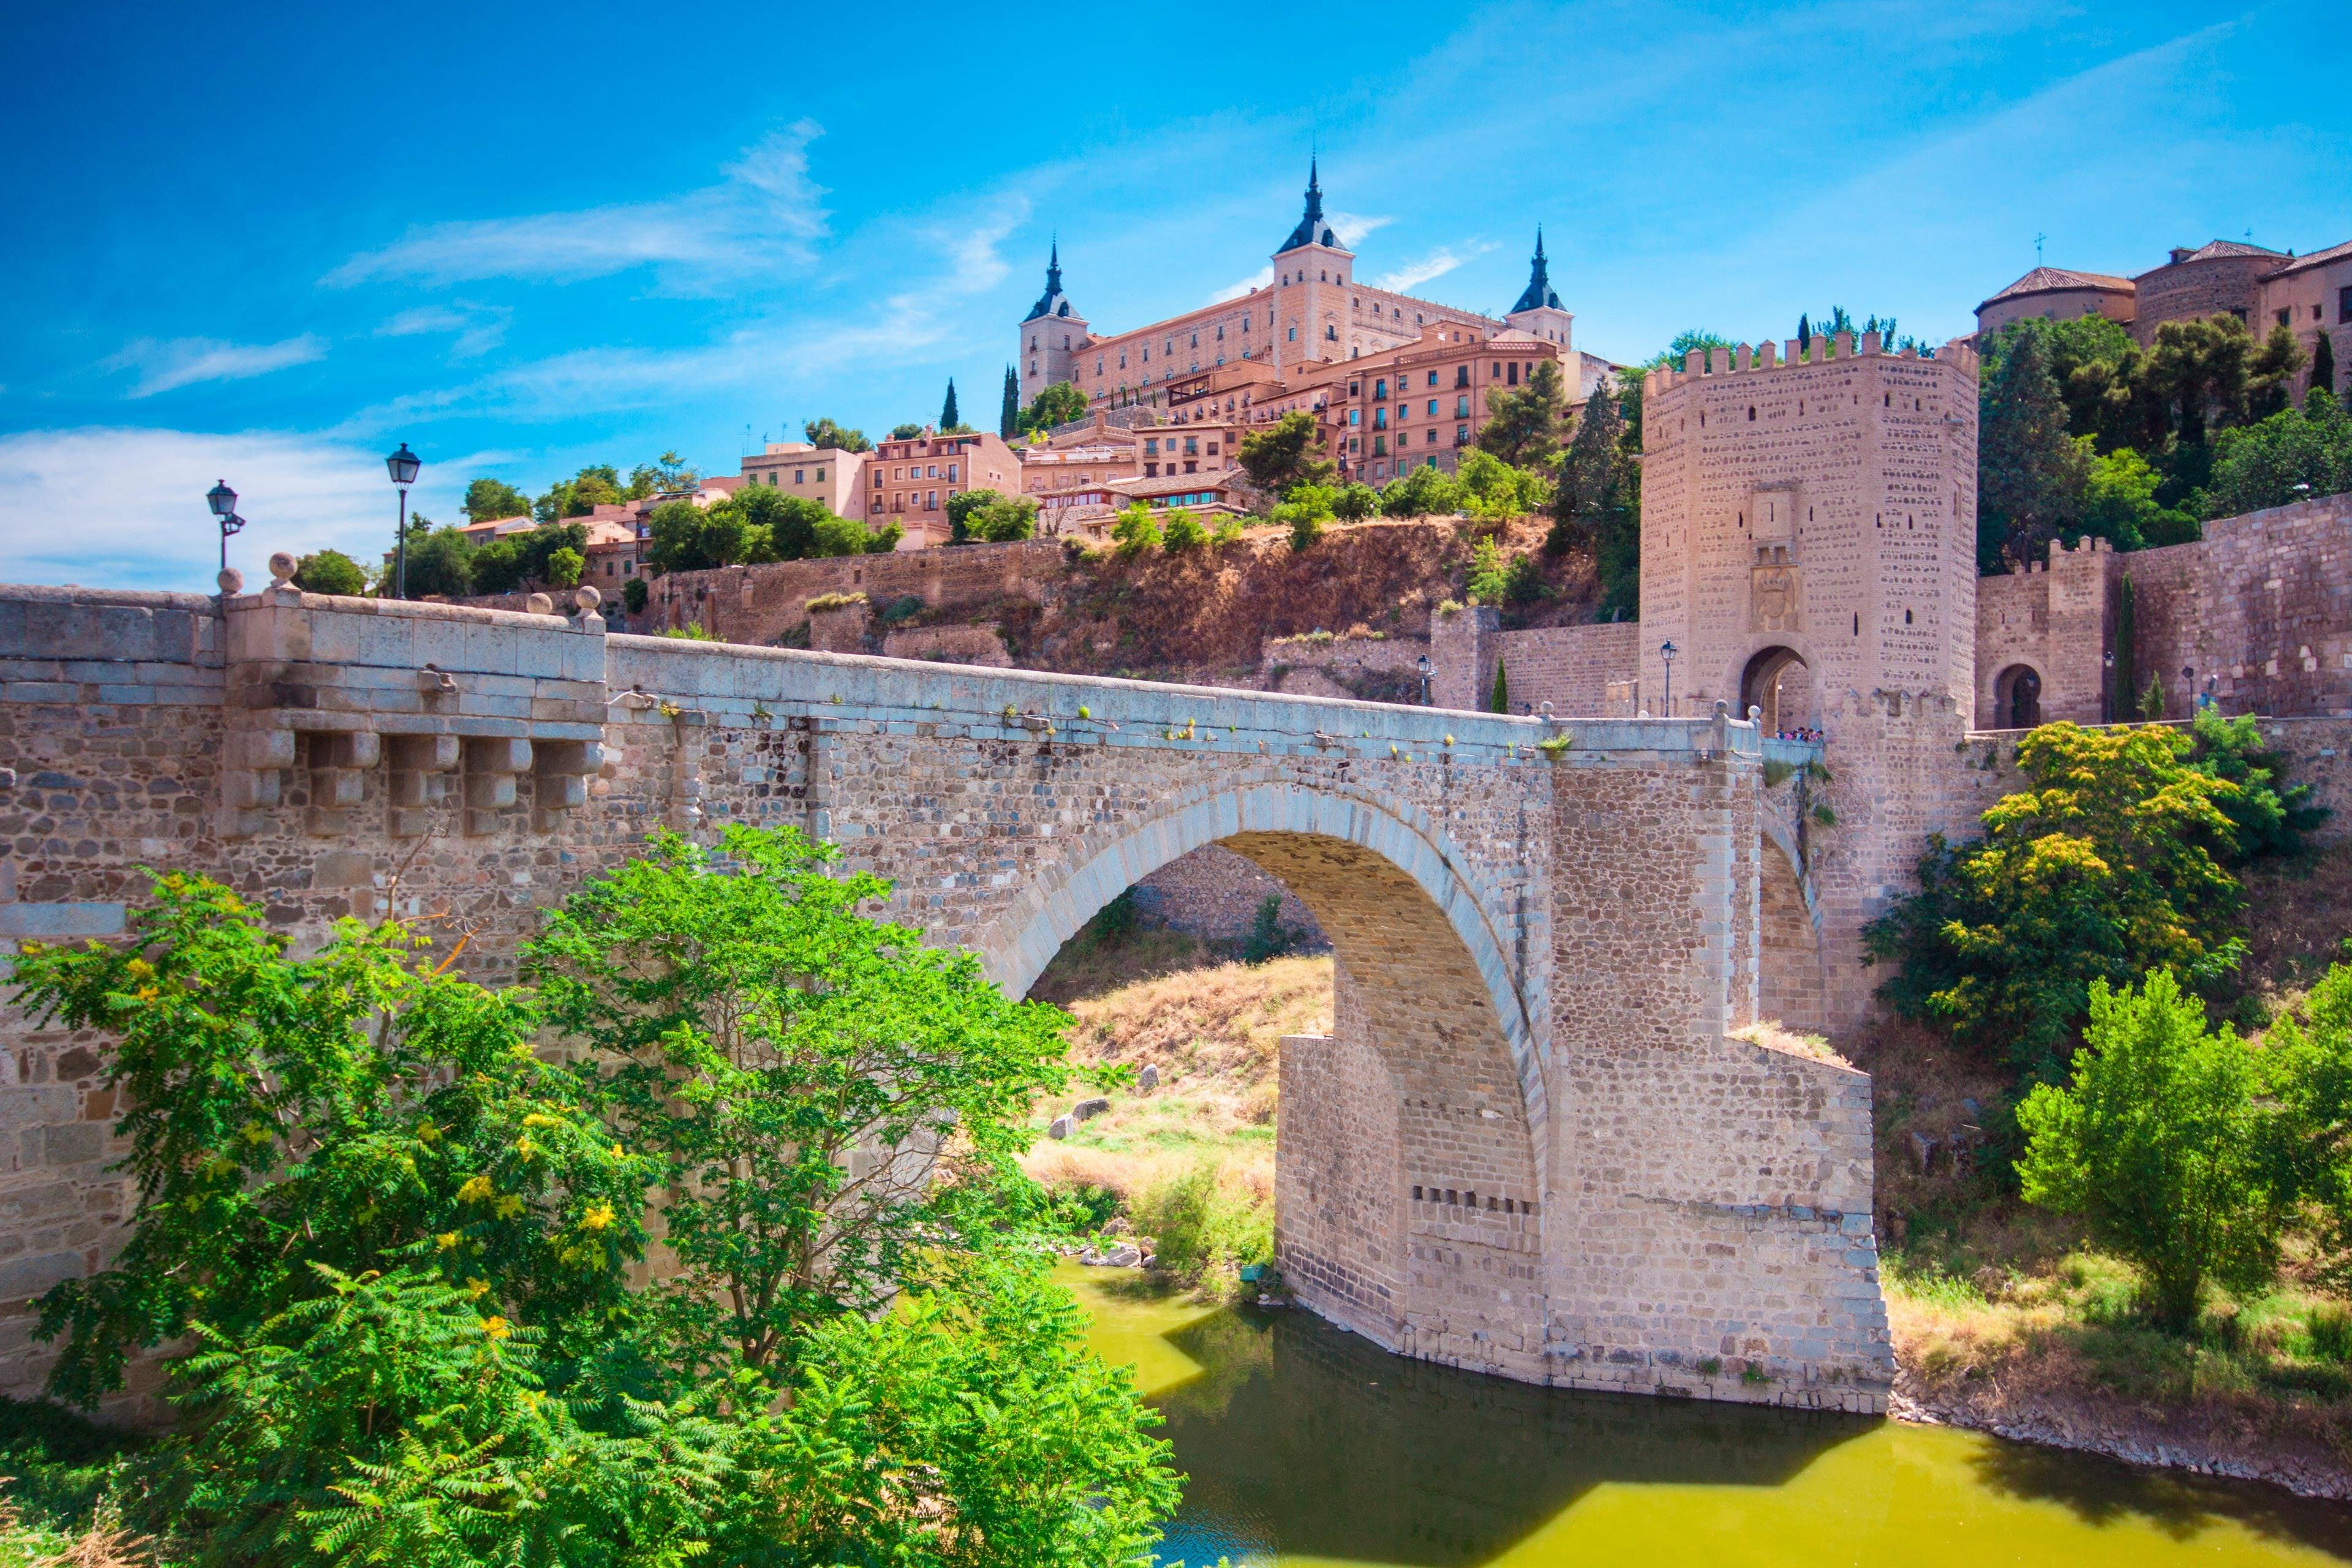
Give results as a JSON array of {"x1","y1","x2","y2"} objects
[
  {"x1": 1427, "y1": 399, "x2": 1438, "y2": 417},
  {"x1": 1287, "y1": 326, "x2": 1297, "y2": 341},
  {"x1": 1145, "y1": 462, "x2": 1158, "y2": 477},
  {"x1": 2340, "y1": 286, "x2": 2352, "y2": 324},
  {"x1": 1427, "y1": 429, "x2": 1439, "y2": 445},
  {"x1": 815, "y1": 468, "x2": 825, "y2": 481},
  {"x1": 947, "y1": 463, "x2": 958, "y2": 481},
  {"x1": 1144, "y1": 439, "x2": 1158, "y2": 454},
  {"x1": 1455, "y1": 396, "x2": 1470, "y2": 418},
  {"x1": 1374, "y1": 377, "x2": 1387, "y2": 399},
  {"x1": 794, "y1": 469, "x2": 805, "y2": 484},
  {"x1": 2279, "y1": 308, "x2": 2293, "y2": 328},
  {"x1": 927, "y1": 491, "x2": 937, "y2": 510},
  {"x1": 1207, "y1": 442, "x2": 1218, "y2": 454},
  {"x1": 1507, "y1": 362, "x2": 1519, "y2": 386},
  {"x1": 1456, "y1": 424, "x2": 1469, "y2": 445},
  {"x1": 1455, "y1": 366, "x2": 1469, "y2": 388},
  {"x1": 1427, "y1": 370, "x2": 1438, "y2": 386}
]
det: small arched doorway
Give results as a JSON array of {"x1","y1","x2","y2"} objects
[
  {"x1": 1994, "y1": 664, "x2": 2042, "y2": 729},
  {"x1": 1741, "y1": 646, "x2": 1812, "y2": 736}
]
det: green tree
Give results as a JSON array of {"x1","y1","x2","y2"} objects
[
  {"x1": 1550, "y1": 380, "x2": 1642, "y2": 619},
  {"x1": 2313, "y1": 331, "x2": 2337, "y2": 399},
  {"x1": 1000, "y1": 364, "x2": 1020, "y2": 438},
  {"x1": 1379, "y1": 462, "x2": 1461, "y2": 519},
  {"x1": 804, "y1": 417, "x2": 870, "y2": 453},
  {"x1": 2258, "y1": 962, "x2": 2352, "y2": 1291},
  {"x1": 1020, "y1": 382, "x2": 1090, "y2": 435},
  {"x1": 646, "y1": 499, "x2": 726, "y2": 574},
  {"x1": 1456, "y1": 448, "x2": 1548, "y2": 518},
  {"x1": 544, "y1": 546, "x2": 584, "y2": 589},
  {"x1": 1237, "y1": 411, "x2": 1335, "y2": 496},
  {"x1": 1476, "y1": 358, "x2": 1567, "y2": 467},
  {"x1": 2079, "y1": 445, "x2": 2198, "y2": 551},
  {"x1": 461, "y1": 477, "x2": 533, "y2": 524},
  {"x1": 2248, "y1": 321, "x2": 2309, "y2": 422},
  {"x1": 2017, "y1": 971, "x2": 2285, "y2": 1326},
  {"x1": 627, "y1": 451, "x2": 700, "y2": 499},
  {"x1": 889, "y1": 422, "x2": 926, "y2": 441},
  {"x1": 1979, "y1": 326, "x2": 2089, "y2": 570},
  {"x1": 472, "y1": 535, "x2": 526, "y2": 594},
  {"x1": 2202, "y1": 388, "x2": 2352, "y2": 518},
  {"x1": 523, "y1": 827, "x2": 1075, "y2": 1371},
  {"x1": 622, "y1": 575, "x2": 649, "y2": 614},
  {"x1": 1863, "y1": 723, "x2": 2252, "y2": 1079},
  {"x1": 736, "y1": 483, "x2": 833, "y2": 561},
  {"x1": 940, "y1": 379, "x2": 962, "y2": 432},
  {"x1": 1643, "y1": 329, "x2": 1734, "y2": 374},
  {"x1": 970, "y1": 494, "x2": 1039, "y2": 544},
  {"x1": 811, "y1": 513, "x2": 899, "y2": 556},
  {"x1": 7, "y1": 873, "x2": 649, "y2": 1409},
  {"x1": 1490, "y1": 659, "x2": 1509, "y2": 714},
  {"x1": 1110, "y1": 502, "x2": 1162, "y2": 557},
  {"x1": 1466, "y1": 537, "x2": 1509, "y2": 604},
  {"x1": 2146, "y1": 315, "x2": 2258, "y2": 448},
  {"x1": 2139, "y1": 669, "x2": 2168, "y2": 721},
  {"x1": 292, "y1": 549, "x2": 367, "y2": 596},
  {"x1": 402, "y1": 525, "x2": 477, "y2": 598},
  {"x1": 1332, "y1": 483, "x2": 1379, "y2": 521},
  {"x1": 945, "y1": 488, "x2": 994, "y2": 543},
  {"x1": 1161, "y1": 510, "x2": 1208, "y2": 551}
]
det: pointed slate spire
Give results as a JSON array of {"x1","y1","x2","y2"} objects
[
  {"x1": 1510, "y1": 225, "x2": 1562, "y2": 315},
  {"x1": 1278, "y1": 157, "x2": 1335, "y2": 254},
  {"x1": 1024, "y1": 237, "x2": 1070, "y2": 322},
  {"x1": 1047, "y1": 235, "x2": 1061, "y2": 295}
]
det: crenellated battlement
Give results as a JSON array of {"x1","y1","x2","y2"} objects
[{"x1": 1643, "y1": 331, "x2": 1980, "y2": 398}]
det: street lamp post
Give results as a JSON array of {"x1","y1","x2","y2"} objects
[
  {"x1": 2101, "y1": 649, "x2": 2115, "y2": 723},
  {"x1": 1416, "y1": 654, "x2": 1432, "y2": 706},
  {"x1": 1659, "y1": 639, "x2": 1678, "y2": 717},
  {"x1": 206, "y1": 479, "x2": 246, "y2": 584},
  {"x1": 385, "y1": 443, "x2": 422, "y2": 598}
]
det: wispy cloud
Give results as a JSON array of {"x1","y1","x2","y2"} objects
[
  {"x1": 1328, "y1": 211, "x2": 1392, "y2": 249},
  {"x1": 0, "y1": 426, "x2": 459, "y2": 588},
  {"x1": 100, "y1": 335, "x2": 326, "y2": 398},
  {"x1": 1208, "y1": 266, "x2": 1273, "y2": 304},
  {"x1": 377, "y1": 303, "x2": 511, "y2": 358},
  {"x1": 325, "y1": 120, "x2": 831, "y2": 288},
  {"x1": 1371, "y1": 242, "x2": 1495, "y2": 293}
]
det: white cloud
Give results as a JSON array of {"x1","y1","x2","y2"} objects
[
  {"x1": 100, "y1": 335, "x2": 326, "y2": 398},
  {"x1": 1371, "y1": 243, "x2": 1494, "y2": 294},
  {"x1": 1208, "y1": 266, "x2": 1273, "y2": 303},
  {"x1": 0, "y1": 427, "x2": 462, "y2": 590},
  {"x1": 326, "y1": 120, "x2": 830, "y2": 288},
  {"x1": 1327, "y1": 211, "x2": 1392, "y2": 249},
  {"x1": 377, "y1": 303, "x2": 511, "y2": 358}
]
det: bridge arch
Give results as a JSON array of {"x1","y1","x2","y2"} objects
[{"x1": 979, "y1": 777, "x2": 1548, "y2": 1364}]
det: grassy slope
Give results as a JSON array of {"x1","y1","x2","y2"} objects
[{"x1": 1864, "y1": 843, "x2": 2352, "y2": 1487}]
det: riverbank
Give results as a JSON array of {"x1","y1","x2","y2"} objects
[{"x1": 1030, "y1": 934, "x2": 2352, "y2": 1503}]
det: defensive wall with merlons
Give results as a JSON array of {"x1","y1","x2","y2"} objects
[{"x1": 0, "y1": 570, "x2": 1889, "y2": 1422}]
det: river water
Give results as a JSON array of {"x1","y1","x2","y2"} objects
[{"x1": 1057, "y1": 1264, "x2": 2352, "y2": 1567}]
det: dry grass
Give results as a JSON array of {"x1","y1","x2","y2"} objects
[{"x1": 1732, "y1": 1019, "x2": 1852, "y2": 1068}]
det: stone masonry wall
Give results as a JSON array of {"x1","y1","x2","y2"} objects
[
  {"x1": 654, "y1": 540, "x2": 1068, "y2": 646},
  {"x1": 0, "y1": 584, "x2": 1888, "y2": 1417},
  {"x1": 2117, "y1": 494, "x2": 2352, "y2": 720}
]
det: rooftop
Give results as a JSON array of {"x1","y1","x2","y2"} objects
[{"x1": 1980, "y1": 266, "x2": 2136, "y2": 309}]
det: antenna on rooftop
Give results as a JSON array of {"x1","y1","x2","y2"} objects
[{"x1": 2034, "y1": 232, "x2": 2045, "y2": 264}]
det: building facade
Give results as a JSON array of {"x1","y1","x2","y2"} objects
[
  {"x1": 1016, "y1": 162, "x2": 1607, "y2": 424},
  {"x1": 862, "y1": 429, "x2": 1021, "y2": 548},
  {"x1": 1978, "y1": 236, "x2": 2352, "y2": 396},
  {"x1": 739, "y1": 442, "x2": 867, "y2": 516}
]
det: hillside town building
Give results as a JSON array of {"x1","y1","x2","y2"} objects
[
  {"x1": 1016, "y1": 163, "x2": 1616, "y2": 449},
  {"x1": 1977, "y1": 236, "x2": 2352, "y2": 395}
]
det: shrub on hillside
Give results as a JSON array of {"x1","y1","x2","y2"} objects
[{"x1": 1864, "y1": 720, "x2": 2303, "y2": 1080}]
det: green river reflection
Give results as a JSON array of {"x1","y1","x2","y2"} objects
[{"x1": 1056, "y1": 1264, "x2": 2352, "y2": 1567}]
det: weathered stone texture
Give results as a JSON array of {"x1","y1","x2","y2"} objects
[{"x1": 0, "y1": 586, "x2": 1889, "y2": 1418}]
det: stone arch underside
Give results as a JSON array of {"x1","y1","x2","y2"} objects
[
  {"x1": 981, "y1": 781, "x2": 1545, "y2": 1371},
  {"x1": 1741, "y1": 645, "x2": 1812, "y2": 734}
]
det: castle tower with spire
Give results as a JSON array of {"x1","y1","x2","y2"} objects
[
  {"x1": 1267, "y1": 157, "x2": 1356, "y2": 377},
  {"x1": 1503, "y1": 227, "x2": 1575, "y2": 357},
  {"x1": 1016, "y1": 239, "x2": 1090, "y2": 406}
]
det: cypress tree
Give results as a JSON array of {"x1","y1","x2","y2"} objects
[
  {"x1": 2112, "y1": 574, "x2": 2136, "y2": 723},
  {"x1": 2314, "y1": 331, "x2": 2337, "y2": 399},
  {"x1": 1000, "y1": 365, "x2": 1021, "y2": 438},
  {"x1": 1797, "y1": 313, "x2": 1812, "y2": 357},
  {"x1": 1490, "y1": 660, "x2": 1510, "y2": 714},
  {"x1": 940, "y1": 379, "x2": 960, "y2": 431}
]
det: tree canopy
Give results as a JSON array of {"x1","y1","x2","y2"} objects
[
  {"x1": 804, "y1": 417, "x2": 871, "y2": 453},
  {"x1": 462, "y1": 478, "x2": 533, "y2": 524},
  {"x1": 1237, "y1": 411, "x2": 1335, "y2": 497},
  {"x1": 1475, "y1": 359, "x2": 1567, "y2": 468}
]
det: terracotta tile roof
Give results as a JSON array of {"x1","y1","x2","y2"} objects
[
  {"x1": 1981, "y1": 266, "x2": 2135, "y2": 306},
  {"x1": 2173, "y1": 239, "x2": 2289, "y2": 263},
  {"x1": 1106, "y1": 472, "x2": 1240, "y2": 500},
  {"x1": 2266, "y1": 238, "x2": 2352, "y2": 279}
]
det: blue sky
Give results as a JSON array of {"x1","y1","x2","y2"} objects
[{"x1": 2, "y1": 0, "x2": 2345, "y2": 589}]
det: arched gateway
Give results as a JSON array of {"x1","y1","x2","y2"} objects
[{"x1": 0, "y1": 585, "x2": 1893, "y2": 1415}]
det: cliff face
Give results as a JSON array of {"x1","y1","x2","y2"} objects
[{"x1": 654, "y1": 515, "x2": 1596, "y2": 685}]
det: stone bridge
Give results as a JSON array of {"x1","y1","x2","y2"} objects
[{"x1": 0, "y1": 578, "x2": 1889, "y2": 1415}]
